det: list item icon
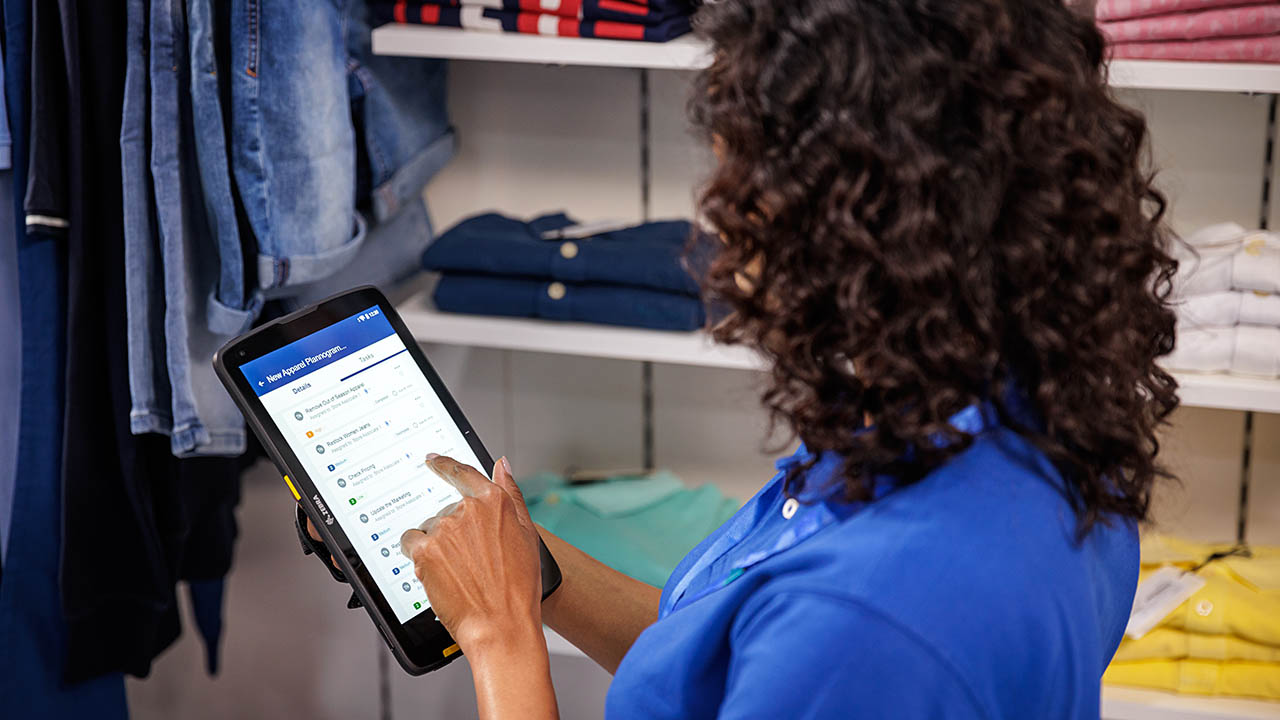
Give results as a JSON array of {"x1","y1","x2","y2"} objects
[
  {"x1": 327, "y1": 464, "x2": 336, "y2": 472},
  {"x1": 381, "y1": 548, "x2": 390, "y2": 557},
  {"x1": 413, "y1": 602, "x2": 421, "y2": 610},
  {"x1": 402, "y1": 582, "x2": 411, "y2": 592},
  {"x1": 348, "y1": 498, "x2": 357, "y2": 506},
  {"x1": 306, "y1": 431, "x2": 315, "y2": 438},
  {"x1": 392, "y1": 567, "x2": 400, "y2": 575},
  {"x1": 371, "y1": 533, "x2": 379, "y2": 541},
  {"x1": 359, "y1": 513, "x2": 369, "y2": 523},
  {"x1": 294, "y1": 411, "x2": 304, "y2": 421},
  {"x1": 315, "y1": 445, "x2": 325, "y2": 454},
  {"x1": 337, "y1": 479, "x2": 347, "y2": 488}
]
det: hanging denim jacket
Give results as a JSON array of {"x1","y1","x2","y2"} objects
[
  {"x1": 228, "y1": 0, "x2": 455, "y2": 292},
  {"x1": 122, "y1": 0, "x2": 454, "y2": 457}
]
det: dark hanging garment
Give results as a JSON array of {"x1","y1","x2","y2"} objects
[{"x1": 0, "y1": 0, "x2": 127, "y2": 715}]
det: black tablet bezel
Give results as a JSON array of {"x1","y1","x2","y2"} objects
[{"x1": 213, "y1": 285, "x2": 553, "y2": 675}]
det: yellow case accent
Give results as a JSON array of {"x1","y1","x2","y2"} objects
[
  {"x1": 283, "y1": 475, "x2": 301, "y2": 501},
  {"x1": 443, "y1": 643, "x2": 460, "y2": 658}
]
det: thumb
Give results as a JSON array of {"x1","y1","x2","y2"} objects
[{"x1": 494, "y1": 456, "x2": 533, "y2": 523}]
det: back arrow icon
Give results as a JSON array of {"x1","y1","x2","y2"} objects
[{"x1": 258, "y1": 381, "x2": 264, "y2": 387}]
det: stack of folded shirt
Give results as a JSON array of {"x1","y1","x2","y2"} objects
[
  {"x1": 520, "y1": 470, "x2": 741, "y2": 587},
  {"x1": 1097, "y1": 0, "x2": 1280, "y2": 63},
  {"x1": 374, "y1": 0, "x2": 700, "y2": 42},
  {"x1": 422, "y1": 211, "x2": 709, "y2": 331},
  {"x1": 1104, "y1": 534, "x2": 1280, "y2": 702},
  {"x1": 1166, "y1": 223, "x2": 1280, "y2": 378}
]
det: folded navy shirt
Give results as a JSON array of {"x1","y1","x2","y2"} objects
[
  {"x1": 434, "y1": 274, "x2": 706, "y2": 331},
  {"x1": 424, "y1": 212, "x2": 704, "y2": 295}
]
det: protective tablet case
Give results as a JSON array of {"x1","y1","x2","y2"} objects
[{"x1": 213, "y1": 285, "x2": 562, "y2": 675}]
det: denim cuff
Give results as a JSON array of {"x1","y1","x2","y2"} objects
[
  {"x1": 206, "y1": 288, "x2": 265, "y2": 337},
  {"x1": 258, "y1": 211, "x2": 368, "y2": 289},
  {"x1": 169, "y1": 420, "x2": 247, "y2": 459},
  {"x1": 370, "y1": 128, "x2": 456, "y2": 224},
  {"x1": 129, "y1": 408, "x2": 174, "y2": 436}
]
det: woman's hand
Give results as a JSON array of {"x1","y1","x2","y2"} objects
[
  {"x1": 400, "y1": 454, "x2": 542, "y2": 652},
  {"x1": 401, "y1": 454, "x2": 558, "y2": 720}
]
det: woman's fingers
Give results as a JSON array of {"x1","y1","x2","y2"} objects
[
  {"x1": 426, "y1": 454, "x2": 494, "y2": 498},
  {"x1": 306, "y1": 516, "x2": 341, "y2": 570},
  {"x1": 400, "y1": 527, "x2": 428, "y2": 561},
  {"x1": 493, "y1": 456, "x2": 534, "y2": 527},
  {"x1": 400, "y1": 499, "x2": 464, "y2": 559}
]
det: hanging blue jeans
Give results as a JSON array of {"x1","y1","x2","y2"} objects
[{"x1": 148, "y1": 0, "x2": 249, "y2": 457}]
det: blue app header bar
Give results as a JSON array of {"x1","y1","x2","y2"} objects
[{"x1": 239, "y1": 306, "x2": 395, "y2": 397}]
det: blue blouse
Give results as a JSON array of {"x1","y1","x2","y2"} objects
[{"x1": 605, "y1": 404, "x2": 1138, "y2": 719}]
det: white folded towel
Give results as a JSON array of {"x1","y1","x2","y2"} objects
[
  {"x1": 1171, "y1": 224, "x2": 1280, "y2": 298},
  {"x1": 1167, "y1": 325, "x2": 1280, "y2": 378},
  {"x1": 1175, "y1": 291, "x2": 1280, "y2": 329}
]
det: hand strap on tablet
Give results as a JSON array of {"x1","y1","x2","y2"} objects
[{"x1": 294, "y1": 503, "x2": 364, "y2": 610}]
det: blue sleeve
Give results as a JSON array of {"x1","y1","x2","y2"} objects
[{"x1": 717, "y1": 591, "x2": 989, "y2": 720}]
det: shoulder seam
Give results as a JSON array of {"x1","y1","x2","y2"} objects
[{"x1": 767, "y1": 589, "x2": 996, "y2": 720}]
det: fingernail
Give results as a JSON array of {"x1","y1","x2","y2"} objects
[
  {"x1": 500, "y1": 456, "x2": 513, "y2": 475},
  {"x1": 426, "y1": 453, "x2": 439, "y2": 462}
]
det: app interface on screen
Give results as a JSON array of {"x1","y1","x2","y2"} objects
[{"x1": 239, "y1": 306, "x2": 484, "y2": 623}]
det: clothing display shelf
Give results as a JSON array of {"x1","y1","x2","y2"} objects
[
  {"x1": 372, "y1": 24, "x2": 1280, "y2": 93},
  {"x1": 399, "y1": 293, "x2": 1280, "y2": 415},
  {"x1": 1102, "y1": 687, "x2": 1280, "y2": 720}
]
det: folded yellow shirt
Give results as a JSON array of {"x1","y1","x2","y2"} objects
[
  {"x1": 1135, "y1": 535, "x2": 1280, "y2": 648},
  {"x1": 1114, "y1": 628, "x2": 1280, "y2": 663},
  {"x1": 1104, "y1": 659, "x2": 1280, "y2": 701}
]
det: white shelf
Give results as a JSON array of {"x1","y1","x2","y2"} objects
[
  {"x1": 1108, "y1": 60, "x2": 1280, "y2": 94},
  {"x1": 1173, "y1": 372, "x2": 1280, "y2": 415},
  {"x1": 1103, "y1": 687, "x2": 1280, "y2": 720},
  {"x1": 372, "y1": 24, "x2": 711, "y2": 69},
  {"x1": 400, "y1": 301, "x2": 761, "y2": 370},
  {"x1": 398, "y1": 298, "x2": 1280, "y2": 414},
  {"x1": 372, "y1": 24, "x2": 1280, "y2": 93}
]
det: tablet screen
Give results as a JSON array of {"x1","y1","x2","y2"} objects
[{"x1": 237, "y1": 306, "x2": 483, "y2": 623}]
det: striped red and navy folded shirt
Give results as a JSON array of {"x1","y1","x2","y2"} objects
[
  {"x1": 376, "y1": 1, "x2": 694, "y2": 41},
  {"x1": 386, "y1": 0, "x2": 696, "y2": 24}
]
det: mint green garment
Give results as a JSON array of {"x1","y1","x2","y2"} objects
[{"x1": 523, "y1": 472, "x2": 742, "y2": 588}]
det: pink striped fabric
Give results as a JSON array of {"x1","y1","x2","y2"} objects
[
  {"x1": 1108, "y1": 32, "x2": 1280, "y2": 61},
  {"x1": 1101, "y1": 4, "x2": 1280, "y2": 42},
  {"x1": 1096, "y1": 0, "x2": 1275, "y2": 22}
]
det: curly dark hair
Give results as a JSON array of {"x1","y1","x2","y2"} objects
[{"x1": 691, "y1": 0, "x2": 1179, "y2": 535}]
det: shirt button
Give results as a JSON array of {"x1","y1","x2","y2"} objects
[
  {"x1": 1196, "y1": 599, "x2": 1214, "y2": 617},
  {"x1": 782, "y1": 497, "x2": 799, "y2": 519},
  {"x1": 559, "y1": 241, "x2": 579, "y2": 259},
  {"x1": 547, "y1": 282, "x2": 567, "y2": 300}
]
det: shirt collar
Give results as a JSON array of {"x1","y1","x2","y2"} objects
[{"x1": 776, "y1": 399, "x2": 1003, "y2": 501}]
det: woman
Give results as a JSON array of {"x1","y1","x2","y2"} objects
[{"x1": 396, "y1": 1, "x2": 1178, "y2": 717}]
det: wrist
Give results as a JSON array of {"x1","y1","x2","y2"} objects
[{"x1": 461, "y1": 615, "x2": 547, "y2": 663}]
